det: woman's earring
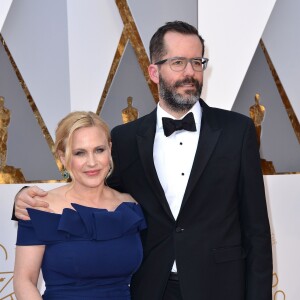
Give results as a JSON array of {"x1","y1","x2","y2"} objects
[{"x1": 62, "y1": 169, "x2": 70, "y2": 180}]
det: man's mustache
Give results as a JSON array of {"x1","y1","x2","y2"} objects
[{"x1": 174, "y1": 78, "x2": 200, "y2": 88}]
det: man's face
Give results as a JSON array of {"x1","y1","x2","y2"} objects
[{"x1": 157, "y1": 32, "x2": 204, "y2": 112}]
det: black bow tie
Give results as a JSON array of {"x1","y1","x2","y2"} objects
[{"x1": 162, "y1": 112, "x2": 196, "y2": 137}]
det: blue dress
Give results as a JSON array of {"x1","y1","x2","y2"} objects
[{"x1": 16, "y1": 202, "x2": 146, "y2": 299}]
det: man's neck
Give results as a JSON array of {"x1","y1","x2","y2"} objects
[
  {"x1": 158, "y1": 100, "x2": 195, "y2": 119},
  {"x1": 158, "y1": 101, "x2": 197, "y2": 119}
]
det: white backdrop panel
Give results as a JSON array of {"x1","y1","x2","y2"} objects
[
  {"x1": 264, "y1": 174, "x2": 299, "y2": 298},
  {"x1": 262, "y1": 0, "x2": 300, "y2": 121},
  {"x1": 67, "y1": 0, "x2": 123, "y2": 113},
  {"x1": 1, "y1": 0, "x2": 71, "y2": 139},
  {"x1": 0, "y1": 0, "x2": 12, "y2": 31},
  {"x1": 1, "y1": 177, "x2": 299, "y2": 298},
  {"x1": 198, "y1": 0, "x2": 276, "y2": 109},
  {"x1": 0, "y1": 183, "x2": 65, "y2": 298}
]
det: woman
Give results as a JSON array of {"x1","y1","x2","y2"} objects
[{"x1": 13, "y1": 111, "x2": 146, "y2": 299}]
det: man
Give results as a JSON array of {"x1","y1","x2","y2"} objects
[{"x1": 14, "y1": 21, "x2": 272, "y2": 299}]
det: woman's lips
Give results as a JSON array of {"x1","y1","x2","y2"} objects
[{"x1": 85, "y1": 170, "x2": 100, "y2": 176}]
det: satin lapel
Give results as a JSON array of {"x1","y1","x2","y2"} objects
[
  {"x1": 180, "y1": 100, "x2": 222, "y2": 210},
  {"x1": 136, "y1": 109, "x2": 174, "y2": 220}
]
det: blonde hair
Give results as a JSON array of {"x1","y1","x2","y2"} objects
[{"x1": 54, "y1": 111, "x2": 113, "y2": 178}]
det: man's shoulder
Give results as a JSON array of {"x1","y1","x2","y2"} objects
[
  {"x1": 201, "y1": 102, "x2": 253, "y2": 134},
  {"x1": 206, "y1": 103, "x2": 252, "y2": 124}
]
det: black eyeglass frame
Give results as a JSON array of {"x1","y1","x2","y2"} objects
[{"x1": 154, "y1": 56, "x2": 209, "y2": 72}]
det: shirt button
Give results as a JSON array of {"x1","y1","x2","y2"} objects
[{"x1": 175, "y1": 227, "x2": 184, "y2": 233}]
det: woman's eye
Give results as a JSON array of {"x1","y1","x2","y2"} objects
[
  {"x1": 95, "y1": 148, "x2": 104, "y2": 153},
  {"x1": 74, "y1": 151, "x2": 85, "y2": 156}
]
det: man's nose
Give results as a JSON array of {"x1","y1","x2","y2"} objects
[{"x1": 183, "y1": 61, "x2": 195, "y2": 75}]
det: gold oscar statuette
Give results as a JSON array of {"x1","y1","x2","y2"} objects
[
  {"x1": 249, "y1": 93, "x2": 276, "y2": 175},
  {"x1": 0, "y1": 96, "x2": 25, "y2": 183},
  {"x1": 122, "y1": 96, "x2": 138, "y2": 124},
  {"x1": 249, "y1": 93, "x2": 265, "y2": 148}
]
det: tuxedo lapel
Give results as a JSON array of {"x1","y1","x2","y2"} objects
[
  {"x1": 180, "y1": 100, "x2": 222, "y2": 210},
  {"x1": 136, "y1": 109, "x2": 174, "y2": 220}
]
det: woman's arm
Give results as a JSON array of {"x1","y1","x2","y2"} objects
[{"x1": 14, "y1": 245, "x2": 45, "y2": 300}]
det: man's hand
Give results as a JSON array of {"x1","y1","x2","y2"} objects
[{"x1": 15, "y1": 186, "x2": 50, "y2": 220}]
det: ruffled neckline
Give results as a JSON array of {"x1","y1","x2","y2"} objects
[{"x1": 26, "y1": 202, "x2": 146, "y2": 242}]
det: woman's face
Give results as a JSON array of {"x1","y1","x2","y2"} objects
[{"x1": 63, "y1": 126, "x2": 111, "y2": 189}]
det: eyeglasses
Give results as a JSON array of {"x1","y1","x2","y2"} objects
[{"x1": 154, "y1": 57, "x2": 209, "y2": 72}]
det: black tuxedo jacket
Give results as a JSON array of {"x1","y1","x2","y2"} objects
[{"x1": 108, "y1": 99, "x2": 272, "y2": 300}]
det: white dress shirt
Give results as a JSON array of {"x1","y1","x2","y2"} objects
[{"x1": 153, "y1": 101, "x2": 202, "y2": 272}]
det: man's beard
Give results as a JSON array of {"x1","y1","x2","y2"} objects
[{"x1": 158, "y1": 75, "x2": 202, "y2": 112}]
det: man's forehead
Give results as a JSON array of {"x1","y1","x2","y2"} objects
[{"x1": 163, "y1": 32, "x2": 203, "y2": 55}]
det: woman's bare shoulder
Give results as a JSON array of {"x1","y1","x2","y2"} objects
[
  {"x1": 33, "y1": 184, "x2": 70, "y2": 212},
  {"x1": 109, "y1": 188, "x2": 137, "y2": 204}
]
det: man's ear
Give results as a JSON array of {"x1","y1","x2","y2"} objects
[{"x1": 148, "y1": 64, "x2": 159, "y2": 84}]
